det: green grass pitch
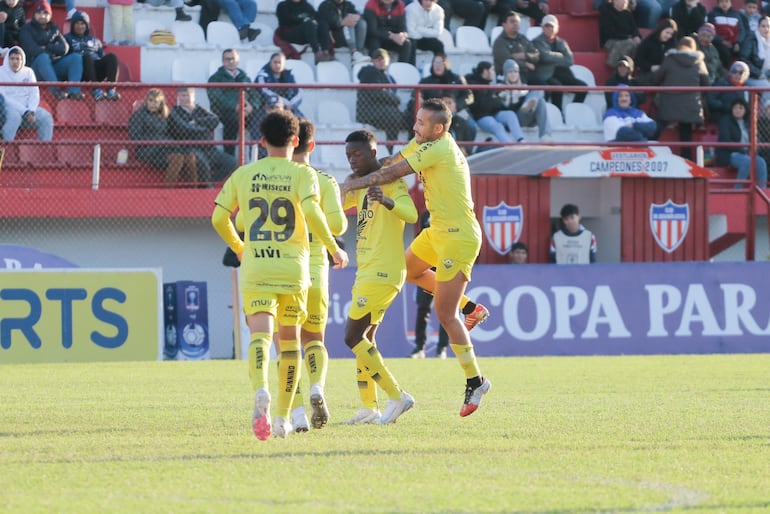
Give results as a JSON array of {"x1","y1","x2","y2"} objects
[{"x1": 1, "y1": 355, "x2": 769, "y2": 513}]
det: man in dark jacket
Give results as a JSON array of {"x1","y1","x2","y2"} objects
[
  {"x1": 530, "y1": 14, "x2": 586, "y2": 111},
  {"x1": 363, "y1": 0, "x2": 414, "y2": 64},
  {"x1": 168, "y1": 87, "x2": 238, "y2": 182},
  {"x1": 356, "y1": 48, "x2": 409, "y2": 151},
  {"x1": 207, "y1": 48, "x2": 262, "y2": 156},
  {"x1": 19, "y1": 0, "x2": 83, "y2": 99},
  {"x1": 0, "y1": 0, "x2": 25, "y2": 48},
  {"x1": 65, "y1": 11, "x2": 120, "y2": 101},
  {"x1": 275, "y1": 0, "x2": 330, "y2": 63},
  {"x1": 604, "y1": 55, "x2": 646, "y2": 108},
  {"x1": 317, "y1": 0, "x2": 369, "y2": 63}
]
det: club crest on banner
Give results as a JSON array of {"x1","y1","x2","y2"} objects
[
  {"x1": 482, "y1": 202, "x2": 523, "y2": 255},
  {"x1": 649, "y1": 200, "x2": 689, "y2": 253}
]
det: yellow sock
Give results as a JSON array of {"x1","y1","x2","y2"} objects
[
  {"x1": 248, "y1": 332, "x2": 271, "y2": 391},
  {"x1": 351, "y1": 339, "x2": 401, "y2": 400},
  {"x1": 276, "y1": 355, "x2": 305, "y2": 411},
  {"x1": 451, "y1": 342, "x2": 481, "y2": 379},
  {"x1": 304, "y1": 340, "x2": 328, "y2": 388},
  {"x1": 277, "y1": 339, "x2": 301, "y2": 418},
  {"x1": 356, "y1": 355, "x2": 379, "y2": 410}
]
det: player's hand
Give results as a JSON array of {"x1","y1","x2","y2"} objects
[
  {"x1": 331, "y1": 248, "x2": 349, "y2": 269},
  {"x1": 366, "y1": 185, "x2": 384, "y2": 202},
  {"x1": 237, "y1": 251, "x2": 243, "y2": 262}
]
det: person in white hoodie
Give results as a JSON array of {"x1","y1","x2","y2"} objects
[{"x1": 0, "y1": 46, "x2": 53, "y2": 141}]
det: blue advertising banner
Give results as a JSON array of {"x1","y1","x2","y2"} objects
[{"x1": 322, "y1": 262, "x2": 770, "y2": 358}]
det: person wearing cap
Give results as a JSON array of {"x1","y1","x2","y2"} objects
[
  {"x1": 355, "y1": 48, "x2": 410, "y2": 151},
  {"x1": 602, "y1": 85, "x2": 656, "y2": 141},
  {"x1": 695, "y1": 23, "x2": 725, "y2": 84},
  {"x1": 466, "y1": 60, "x2": 525, "y2": 143},
  {"x1": 707, "y1": 60, "x2": 749, "y2": 120},
  {"x1": 0, "y1": 0, "x2": 26, "y2": 50},
  {"x1": 530, "y1": 14, "x2": 587, "y2": 111},
  {"x1": 652, "y1": 35, "x2": 710, "y2": 159},
  {"x1": 0, "y1": 46, "x2": 53, "y2": 141},
  {"x1": 492, "y1": 11, "x2": 539, "y2": 80},
  {"x1": 707, "y1": 0, "x2": 745, "y2": 67},
  {"x1": 604, "y1": 55, "x2": 646, "y2": 108},
  {"x1": 65, "y1": 11, "x2": 121, "y2": 101},
  {"x1": 19, "y1": 0, "x2": 84, "y2": 100},
  {"x1": 499, "y1": 58, "x2": 552, "y2": 141},
  {"x1": 168, "y1": 87, "x2": 238, "y2": 182},
  {"x1": 599, "y1": 0, "x2": 641, "y2": 68},
  {"x1": 363, "y1": 0, "x2": 415, "y2": 64},
  {"x1": 716, "y1": 97, "x2": 768, "y2": 188},
  {"x1": 668, "y1": 0, "x2": 707, "y2": 39},
  {"x1": 507, "y1": 241, "x2": 528, "y2": 264}
]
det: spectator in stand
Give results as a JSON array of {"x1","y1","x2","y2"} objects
[
  {"x1": 716, "y1": 97, "x2": 768, "y2": 188},
  {"x1": 492, "y1": 11, "x2": 540, "y2": 80},
  {"x1": 254, "y1": 51, "x2": 304, "y2": 117},
  {"x1": 146, "y1": 0, "x2": 193, "y2": 22},
  {"x1": 168, "y1": 87, "x2": 238, "y2": 182},
  {"x1": 593, "y1": 0, "x2": 661, "y2": 31},
  {"x1": 20, "y1": 0, "x2": 84, "y2": 100},
  {"x1": 208, "y1": 48, "x2": 263, "y2": 156},
  {"x1": 316, "y1": 0, "x2": 370, "y2": 64},
  {"x1": 405, "y1": 0, "x2": 444, "y2": 58},
  {"x1": 440, "y1": 93, "x2": 476, "y2": 154},
  {"x1": 508, "y1": 241, "x2": 528, "y2": 263},
  {"x1": 466, "y1": 60, "x2": 526, "y2": 143},
  {"x1": 742, "y1": 0, "x2": 761, "y2": 32},
  {"x1": 356, "y1": 48, "x2": 410, "y2": 151},
  {"x1": 129, "y1": 88, "x2": 198, "y2": 184},
  {"x1": 436, "y1": 0, "x2": 490, "y2": 30},
  {"x1": 707, "y1": 60, "x2": 749, "y2": 120},
  {"x1": 757, "y1": 102, "x2": 770, "y2": 164},
  {"x1": 363, "y1": 0, "x2": 414, "y2": 64},
  {"x1": 507, "y1": 0, "x2": 548, "y2": 26},
  {"x1": 652, "y1": 35, "x2": 709, "y2": 159},
  {"x1": 499, "y1": 59, "x2": 552, "y2": 141},
  {"x1": 603, "y1": 86, "x2": 657, "y2": 141},
  {"x1": 0, "y1": 0, "x2": 25, "y2": 50},
  {"x1": 275, "y1": 0, "x2": 331, "y2": 63},
  {"x1": 634, "y1": 17, "x2": 677, "y2": 84},
  {"x1": 604, "y1": 55, "x2": 646, "y2": 108},
  {"x1": 708, "y1": 0, "x2": 745, "y2": 67},
  {"x1": 0, "y1": 46, "x2": 53, "y2": 141},
  {"x1": 695, "y1": 23, "x2": 725, "y2": 84},
  {"x1": 65, "y1": 11, "x2": 120, "y2": 101},
  {"x1": 215, "y1": 0, "x2": 259, "y2": 40},
  {"x1": 667, "y1": 0, "x2": 706, "y2": 41},
  {"x1": 739, "y1": 15, "x2": 770, "y2": 107},
  {"x1": 106, "y1": 0, "x2": 135, "y2": 45},
  {"x1": 531, "y1": 15, "x2": 586, "y2": 111},
  {"x1": 418, "y1": 53, "x2": 475, "y2": 132},
  {"x1": 550, "y1": 203, "x2": 597, "y2": 264},
  {"x1": 599, "y1": 0, "x2": 641, "y2": 68}
]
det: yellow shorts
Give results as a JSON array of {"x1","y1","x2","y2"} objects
[
  {"x1": 348, "y1": 282, "x2": 400, "y2": 325},
  {"x1": 242, "y1": 289, "x2": 308, "y2": 326},
  {"x1": 302, "y1": 283, "x2": 328, "y2": 333},
  {"x1": 409, "y1": 227, "x2": 480, "y2": 282}
]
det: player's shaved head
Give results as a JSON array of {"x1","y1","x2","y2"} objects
[{"x1": 421, "y1": 98, "x2": 451, "y2": 129}]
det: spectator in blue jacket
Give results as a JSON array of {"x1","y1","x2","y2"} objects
[
  {"x1": 602, "y1": 86, "x2": 657, "y2": 141},
  {"x1": 19, "y1": 0, "x2": 83, "y2": 100},
  {"x1": 65, "y1": 11, "x2": 120, "y2": 101}
]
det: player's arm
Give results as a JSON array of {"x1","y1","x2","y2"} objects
[
  {"x1": 301, "y1": 196, "x2": 349, "y2": 269},
  {"x1": 321, "y1": 177, "x2": 348, "y2": 236},
  {"x1": 370, "y1": 182, "x2": 418, "y2": 223},
  {"x1": 341, "y1": 158, "x2": 414, "y2": 194},
  {"x1": 391, "y1": 189, "x2": 418, "y2": 224},
  {"x1": 211, "y1": 204, "x2": 245, "y2": 257}
]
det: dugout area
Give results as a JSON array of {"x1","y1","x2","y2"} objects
[{"x1": 462, "y1": 146, "x2": 714, "y2": 264}]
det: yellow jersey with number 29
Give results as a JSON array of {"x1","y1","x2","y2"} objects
[{"x1": 214, "y1": 156, "x2": 319, "y2": 294}]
